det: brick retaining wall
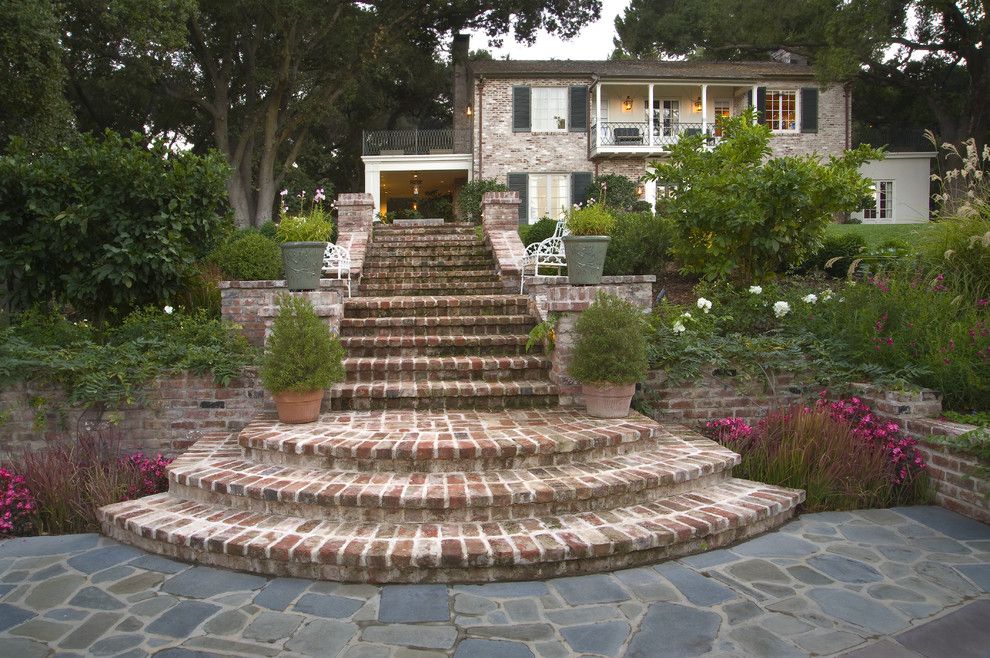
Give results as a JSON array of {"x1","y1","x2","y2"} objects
[{"x1": 220, "y1": 280, "x2": 346, "y2": 347}]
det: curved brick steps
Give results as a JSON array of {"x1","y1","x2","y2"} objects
[
  {"x1": 340, "y1": 314, "x2": 533, "y2": 338},
  {"x1": 361, "y1": 281, "x2": 506, "y2": 297},
  {"x1": 168, "y1": 433, "x2": 740, "y2": 523},
  {"x1": 344, "y1": 295, "x2": 529, "y2": 318},
  {"x1": 99, "y1": 476, "x2": 803, "y2": 583},
  {"x1": 343, "y1": 355, "x2": 551, "y2": 383},
  {"x1": 328, "y1": 380, "x2": 559, "y2": 410},
  {"x1": 340, "y1": 334, "x2": 534, "y2": 358},
  {"x1": 362, "y1": 269, "x2": 502, "y2": 281},
  {"x1": 239, "y1": 410, "x2": 677, "y2": 472}
]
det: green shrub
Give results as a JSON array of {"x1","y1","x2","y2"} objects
[
  {"x1": 457, "y1": 178, "x2": 508, "y2": 223},
  {"x1": 419, "y1": 196, "x2": 454, "y2": 221},
  {"x1": 0, "y1": 131, "x2": 231, "y2": 319},
  {"x1": 585, "y1": 174, "x2": 642, "y2": 212},
  {"x1": 258, "y1": 220, "x2": 278, "y2": 240},
  {"x1": 260, "y1": 295, "x2": 345, "y2": 393},
  {"x1": 569, "y1": 292, "x2": 648, "y2": 385},
  {"x1": 208, "y1": 232, "x2": 283, "y2": 281},
  {"x1": 567, "y1": 204, "x2": 616, "y2": 236},
  {"x1": 799, "y1": 231, "x2": 868, "y2": 276},
  {"x1": 276, "y1": 208, "x2": 333, "y2": 242},
  {"x1": 920, "y1": 209, "x2": 990, "y2": 300},
  {"x1": 522, "y1": 217, "x2": 559, "y2": 246},
  {"x1": 646, "y1": 110, "x2": 879, "y2": 282},
  {"x1": 604, "y1": 212, "x2": 671, "y2": 276}
]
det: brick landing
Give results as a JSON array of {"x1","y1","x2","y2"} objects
[{"x1": 99, "y1": 410, "x2": 804, "y2": 583}]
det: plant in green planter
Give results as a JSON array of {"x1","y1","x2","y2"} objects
[
  {"x1": 563, "y1": 203, "x2": 616, "y2": 285},
  {"x1": 276, "y1": 197, "x2": 334, "y2": 291},
  {"x1": 260, "y1": 294, "x2": 345, "y2": 423},
  {"x1": 569, "y1": 292, "x2": 649, "y2": 418}
]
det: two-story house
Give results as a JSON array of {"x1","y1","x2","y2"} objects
[{"x1": 360, "y1": 35, "x2": 931, "y2": 224}]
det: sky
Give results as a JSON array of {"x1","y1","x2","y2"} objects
[{"x1": 466, "y1": 0, "x2": 631, "y2": 60}]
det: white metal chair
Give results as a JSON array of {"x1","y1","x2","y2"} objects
[
  {"x1": 322, "y1": 238, "x2": 353, "y2": 297},
  {"x1": 519, "y1": 218, "x2": 568, "y2": 292}
]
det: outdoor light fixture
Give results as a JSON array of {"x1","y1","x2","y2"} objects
[
  {"x1": 466, "y1": 104, "x2": 473, "y2": 117},
  {"x1": 693, "y1": 96, "x2": 703, "y2": 112},
  {"x1": 636, "y1": 183, "x2": 646, "y2": 197},
  {"x1": 410, "y1": 174, "x2": 421, "y2": 197},
  {"x1": 622, "y1": 96, "x2": 633, "y2": 112}
]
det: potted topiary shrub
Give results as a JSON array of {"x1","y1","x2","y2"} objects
[
  {"x1": 562, "y1": 203, "x2": 616, "y2": 285},
  {"x1": 260, "y1": 294, "x2": 346, "y2": 423},
  {"x1": 568, "y1": 292, "x2": 648, "y2": 418},
  {"x1": 276, "y1": 210, "x2": 333, "y2": 291}
]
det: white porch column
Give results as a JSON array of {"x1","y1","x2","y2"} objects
[
  {"x1": 648, "y1": 83, "x2": 654, "y2": 147},
  {"x1": 701, "y1": 83, "x2": 708, "y2": 135},
  {"x1": 364, "y1": 163, "x2": 381, "y2": 213},
  {"x1": 595, "y1": 82, "x2": 602, "y2": 145},
  {"x1": 752, "y1": 84, "x2": 758, "y2": 124}
]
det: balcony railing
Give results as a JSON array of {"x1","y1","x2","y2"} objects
[
  {"x1": 362, "y1": 128, "x2": 471, "y2": 156},
  {"x1": 592, "y1": 121, "x2": 718, "y2": 152}
]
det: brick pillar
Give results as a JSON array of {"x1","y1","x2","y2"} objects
[
  {"x1": 336, "y1": 193, "x2": 374, "y2": 278},
  {"x1": 481, "y1": 191, "x2": 525, "y2": 292}
]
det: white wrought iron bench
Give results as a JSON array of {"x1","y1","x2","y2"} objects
[
  {"x1": 322, "y1": 238, "x2": 353, "y2": 297},
  {"x1": 519, "y1": 218, "x2": 568, "y2": 293}
]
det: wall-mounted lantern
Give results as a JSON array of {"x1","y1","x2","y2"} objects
[{"x1": 622, "y1": 96, "x2": 633, "y2": 112}]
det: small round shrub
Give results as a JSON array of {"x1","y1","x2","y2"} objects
[
  {"x1": 604, "y1": 212, "x2": 672, "y2": 276},
  {"x1": 567, "y1": 204, "x2": 616, "y2": 236},
  {"x1": 523, "y1": 216, "x2": 559, "y2": 246},
  {"x1": 260, "y1": 295, "x2": 345, "y2": 393},
  {"x1": 585, "y1": 173, "x2": 641, "y2": 212},
  {"x1": 208, "y1": 232, "x2": 283, "y2": 281},
  {"x1": 258, "y1": 220, "x2": 278, "y2": 240},
  {"x1": 569, "y1": 292, "x2": 649, "y2": 385}
]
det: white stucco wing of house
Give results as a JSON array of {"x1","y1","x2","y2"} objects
[{"x1": 853, "y1": 152, "x2": 935, "y2": 224}]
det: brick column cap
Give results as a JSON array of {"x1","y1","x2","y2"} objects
[
  {"x1": 482, "y1": 191, "x2": 520, "y2": 206},
  {"x1": 336, "y1": 192, "x2": 374, "y2": 207}
]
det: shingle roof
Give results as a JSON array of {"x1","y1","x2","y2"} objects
[{"x1": 471, "y1": 59, "x2": 814, "y2": 81}]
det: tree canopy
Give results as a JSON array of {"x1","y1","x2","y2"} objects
[{"x1": 614, "y1": 0, "x2": 988, "y2": 149}]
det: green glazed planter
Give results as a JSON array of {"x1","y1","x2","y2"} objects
[
  {"x1": 562, "y1": 235, "x2": 610, "y2": 285},
  {"x1": 281, "y1": 242, "x2": 326, "y2": 291}
]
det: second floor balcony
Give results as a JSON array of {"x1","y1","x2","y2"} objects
[
  {"x1": 591, "y1": 121, "x2": 720, "y2": 156},
  {"x1": 362, "y1": 128, "x2": 471, "y2": 157}
]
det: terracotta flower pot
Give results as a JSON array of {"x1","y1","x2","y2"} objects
[
  {"x1": 582, "y1": 383, "x2": 635, "y2": 419},
  {"x1": 272, "y1": 389, "x2": 325, "y2": 424}
]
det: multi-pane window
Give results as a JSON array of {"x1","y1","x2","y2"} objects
[
  {"x1": 766, "y1": 90, "x2": 797, "y2": 131},
  {"x1": 863, "y1": 180, "x2": 894, "y2": 220},
  {"x1": 714, "y1": 99, "x2": 731, "y2": 136},
  {"x1": 531, "y1": 87, "x2": 568, "y2": 131},
  {"x1": 528, "y1": 174, "x2": 570, "y2": 222}
]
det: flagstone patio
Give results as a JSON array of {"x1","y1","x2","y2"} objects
[{"x1": 2, "y1": 506, "x2": 988, "y2": 657}]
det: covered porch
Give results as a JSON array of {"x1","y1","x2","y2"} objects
[
  {"x1": 362, "y1": 153, "x2": 472, "y2": 217},
  {"x1": 590, "y1": 80, "x2": 757, "y2": 157}
]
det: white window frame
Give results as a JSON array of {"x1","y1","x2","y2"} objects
[
  {"x1": 713, "y1": 98, "x2": 732, "y2": 136},
  {"x1": 531, "y1": 87, "x2": 568, "y2": 132},
  {"x1": 863, "y1": 180, "x2": 895, "y2": 221},
  {"x1": 765, "y1": 89, "x2": 799, "y2": 132},
  {"x1": 528, "y1": 173, "x2": 570, "y2": 223}
]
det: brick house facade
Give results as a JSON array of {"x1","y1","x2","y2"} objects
[{"x1": 467, "y1": 59, "x2": 851, "y2": 223}]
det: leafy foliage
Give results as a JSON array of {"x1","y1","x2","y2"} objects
[
  {"x1": 646, "y1": 111, "x2": 879, "y2": 282},
  {"x1": 0, "y1": 306, "x2": 256, "y2": 410},
  {"x1": 604, "y1": 212, "x2": 672, "y2": 276},
  {"x1": 419, "y1": 196, "x2": 455, "y2": 222},
  {"x1": 276, "y1": 208, "x2": 334, "y2": 243},
  {"x1": 798, "y1": 231, "x2": 867, "y2": 276},
  {"x1": 569, "y1": 292, "x2": 649, "y2": 385},
  {"x1": 0, "y1": 132, "x2": 231, "y2": 318},
  {"x1": 260, "y1": 295, "x2": 345, "y2": 393},
  {"x1": 521, "y1": 217, "x2": 559, "y2": 246},
  {"x1": 457, "y1": 178, "x2": 508, "y2": 223},
  {"x1": 567, "y1": 204, "x2": 616, "y2": 236},
  {"x1": 585, "y1": 174, "x2": 651, "y2": 213},
  {"x1": 209, "y1": 232, "x2": 283, "y2": 281}
]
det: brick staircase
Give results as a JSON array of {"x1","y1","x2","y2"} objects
[
  {"x1": 331, "y1": 221, "x2": 557, "y2": 410},
  {"x1": 98, "y1": 220, "x2": 805, "y2": 583}
]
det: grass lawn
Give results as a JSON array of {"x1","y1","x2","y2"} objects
[{"x1": 826, "y1": 222, "x2": 933, "y2": 248}]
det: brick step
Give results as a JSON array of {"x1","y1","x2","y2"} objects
[
  {"x1": 169, "y1": 434, "x2": 739, "y2": 523},
  {"x1": 361, "y1": 269, "x2": 499, "y2": 281},
  {"x1": 240, "y1": 410, "x2": 663, "y2": 473},
  {"x1": 340, "y1": 334, "x2": 534, "y2": 358},
  {"x1": 99, "y1": 478, "x2": 803, "y2": 583},
  {"x1": 372, "y1": 235, "x2": 482, "y2": 246},
  {"x1": 368, "y1": 246, "x2": 491, "y2": 258},
  {"x1": 344, "y1": 295, "x2": 529, "y2": 318},
  {"x1": 342, "y1": 355, "x2": 550, "y2": 383},
  {"x1": 328, "y1": 380, "x2": 558, "y2": 411},
  {"x1": 360, "y1": 281, "x2": 506, "y2": 296},
  {"x1": 363, "y1": 257, "x2": 496, "y2": 271},
  {"x1": 339, "y1": 315, "x2": 534, "y2": 337},
  {"x1": 375, "y1": 222, "x2": 475, "y2": 232}
]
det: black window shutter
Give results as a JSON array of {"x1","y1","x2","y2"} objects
[
  {"x1": 569, "y1": 86, "x2": 588, "y2": 132},
  {"x1": 756, "y1": 87, "x2": 767, "y2": 124},
  {"x1": 800, "y1": 87, "x2": 819, "y2": 133},
  {"x1": 512, "y1": 86, "x2": 531, "y2": 132},
  {"x1": 506, "y1": 173, "x2": 528, "y2": 223},
  {"x1": 570, "y1": 172, "x2": 593, "y2": 208}
]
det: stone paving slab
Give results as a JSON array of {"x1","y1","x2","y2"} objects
[{"x1": 0, "y1": 506, "x2": 988, "y2": 657}]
